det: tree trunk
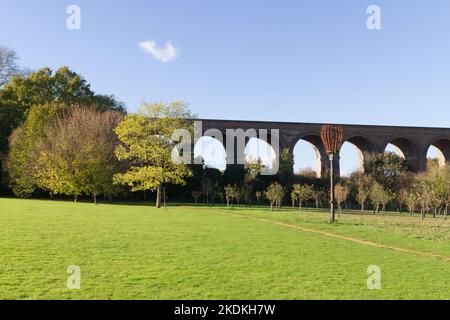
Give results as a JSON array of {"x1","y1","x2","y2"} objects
[
  {"x1": 156, "y1": 185, "x2": 162, "y2": 208},
  {"x1": 445, "y1": 205, "x2": 448, "y2": 220},
  {"x1": 93, "y1": 194, "x2": 97, "y2": 205},
  {"x1": 74, "y1": 195, "x2": 78, "y2": 203}
]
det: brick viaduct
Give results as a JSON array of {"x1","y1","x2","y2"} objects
[{"x1": 197, "y1": 119, "x2": 450, "y2": 177}]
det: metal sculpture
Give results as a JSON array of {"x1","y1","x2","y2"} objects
[{"x1": 320, "y1": 125, "x2": 344, "y2": 222}]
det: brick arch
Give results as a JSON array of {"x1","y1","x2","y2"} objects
[
  {"x1": 343, "y1": 135, "x2": 378, "y2": 173},
  {"x1": 427, "y1": 138, "x2": 450, "y2": 167},
  {"x1": 384, "y1": 137, "x2": 423, "y2": 171},
  {"x1": 292, "y1": 134, "x2": 329, "y2": 178}
]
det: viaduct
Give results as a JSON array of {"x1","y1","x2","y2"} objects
[{"x1": 197, "y1": 119, "x2": 450, "y2": 177}]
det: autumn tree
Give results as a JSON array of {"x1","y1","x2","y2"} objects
[
  {"x1": 2, "y1": 67, "x2": 124, "y2": 193},
  {"x1": 399, "y1": 188, "x2": 417, "y2": 215},
  {"x1": 354, "y1": 174, "x2": 373, "y2": 211},
  {"x1": 335, "y1": 183, "x2": 350, "y2": 215},
  {"x1": 369, "y1": 182, "x2": 387, "y2": 214},
  {"x1": 33, "y1": 107, "x2": 123, "y2": 203},
  {"x1": 265, "y1": 182, "x2": 284, "y2": 210},
  {"x1": 113, "y1": 101, "x2": 194, "y2": 208},
  {"x1": 5, "y1": 102, "x2": 65, "y2": 196},
  {"x1": 291, "y1": 184, "x2": 315, "y2": 210}
]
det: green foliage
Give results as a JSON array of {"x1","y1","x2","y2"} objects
[
  {"x1": 113, "y1": 101, "x2": 194, "y2": 207},
  {"x1": 265, "y1": 182, "x2": 285, "y2": 210},
  {"x1": 335, "y1": 183, "x2": 350, "y2": 211},
  {"x1": 5, "y1": 102, "x2": 65, "y2": 196},
  {"x1": 366, "y1": 152, "x2": 410, "y2": 191},
  {"x1": 224, "y1": 184, "x2": 240, "y2": 206},
  {"x1": 0, "y1": 66, "x2": 125, "y2": 196},
  {"x1": 277, "y1": 148, "x2": 294, "y2": 184},
  {"x1": 32, "y1": 108, "x2": 124, "y2": 201},
  {"x1": 369, "y1": 181, "x2": 392, "y2": 213},
  {"x1": 291, "y1": 183, "x2": 315, "y2": 209},
  {"x1": 0, "y1": 67, "x2": 125, "y2": 113}
]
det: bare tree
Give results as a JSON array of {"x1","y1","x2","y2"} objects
[{"x1": 0, "y1": 46, "x2": 23, "y2": 87}]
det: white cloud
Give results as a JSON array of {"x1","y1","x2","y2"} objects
[{"x1": 139, "y1": 40, "x2": 177, "y2": 63}]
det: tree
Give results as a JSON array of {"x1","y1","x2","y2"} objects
[
  {"x1": 265, "y1": 182, "x2": 284, "y2": 210},
  {"x1": 5, "y1": 102, "x2": 65, "y2": 196},
  {"x1": 0, "y1": 67, "x2": 125, "y2": 114},
  {"x1": 379, "y1": 188, "x2": 394, "y2": 212},
  {"x1": 32, "y1": 107, "x2": 123, "y2": 203},
  {"x1": 423, "y1": 162, "x2": 449, "y2": 218},
  {"x1": 313, "y1": 188, "x2": 326, "y2": 209},
  {"x1": 415, "y1": 175, "x2": 432, "y2": 221},
  {"x1": 277, "y1": 148, "x2": 294, "y2": 184},
  {"x1": 224, "y1": 184, "x2": 239, "y2": 207},
  {"x1": 366, "y1": 152, "x2": 410, "y2": 191},
  {"x1": 355, "y1": 174, "x2": 373, "y2": 211},
  {"x1": 369, "y1": 182, "x2": 387, "y2": 214},
  {"x1": 242, "y1": 158, "x2": 264, "y2": 206},
  {"x1": 0, "y1": 46, "x2": 23, "y2": 87},
  {"x1": 290, "y1": 190, "x2": 298, "y2": 208},
  {"x1": 399, "y1": 188, "x2": 417, "y2": 215},
  {"x1": 292, "y1": 184, "x2": 315, "y2": 210},
  {"x1": 335, "y1": 183, "x2": 350, "y2": 215},
  {"x1": 114, "y1": 101, "x2": 194, "y2": 208},
  {"x1": 1, "y1": 67, "x2": 125, "y2": 192}
]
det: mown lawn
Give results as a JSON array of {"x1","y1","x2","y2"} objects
[{"x1": 0, "y1": 198, "x2": 449, "y2": 300}]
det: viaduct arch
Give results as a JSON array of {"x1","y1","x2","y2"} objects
[{"x1": 196, "y1": 119, "x2": 450, "y2": 176}]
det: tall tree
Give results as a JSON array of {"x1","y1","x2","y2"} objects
[
  {"x1": 5, "y1": 102, "x2": 65, "y2": 196},
  {"x1": 366, "y1": 152, "x2": 410, "y2": 192},
  {"x1": 33, "y1": 107, "x2": 124, "y2": 202},
  {"x1": 113, "y1": 101, "x2": 195, "y2": 208},
  {"x1": 0, "y1": 67, "x2": 125, "y2": 194}
]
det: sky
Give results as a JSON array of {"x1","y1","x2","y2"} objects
[{"x1": 0, "y1": 0, "x2": 448, "y2": 174}]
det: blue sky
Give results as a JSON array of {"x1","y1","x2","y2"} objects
[{"x1": 0, "y1": 0, "x2": 448, "y2": 174}]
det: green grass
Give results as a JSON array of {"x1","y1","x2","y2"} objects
[{"x1": 1, "y1": 198, "x2": 449, "y2": 300}]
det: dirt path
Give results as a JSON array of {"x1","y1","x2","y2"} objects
[{"x1": 217, "y1": 211, "x2": 450, "y2": 262}]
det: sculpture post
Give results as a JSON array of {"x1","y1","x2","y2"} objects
[{"x1": 320, "y1": 125, "x2": 344, "y2": 223}]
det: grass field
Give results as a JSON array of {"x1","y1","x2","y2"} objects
[{"x1": 1, "y1": 198, "x2": 449, "y2": 300}]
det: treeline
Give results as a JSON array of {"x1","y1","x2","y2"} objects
[{"x1": 217, "y1": 154, "x2": 449, "y2": 220}]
